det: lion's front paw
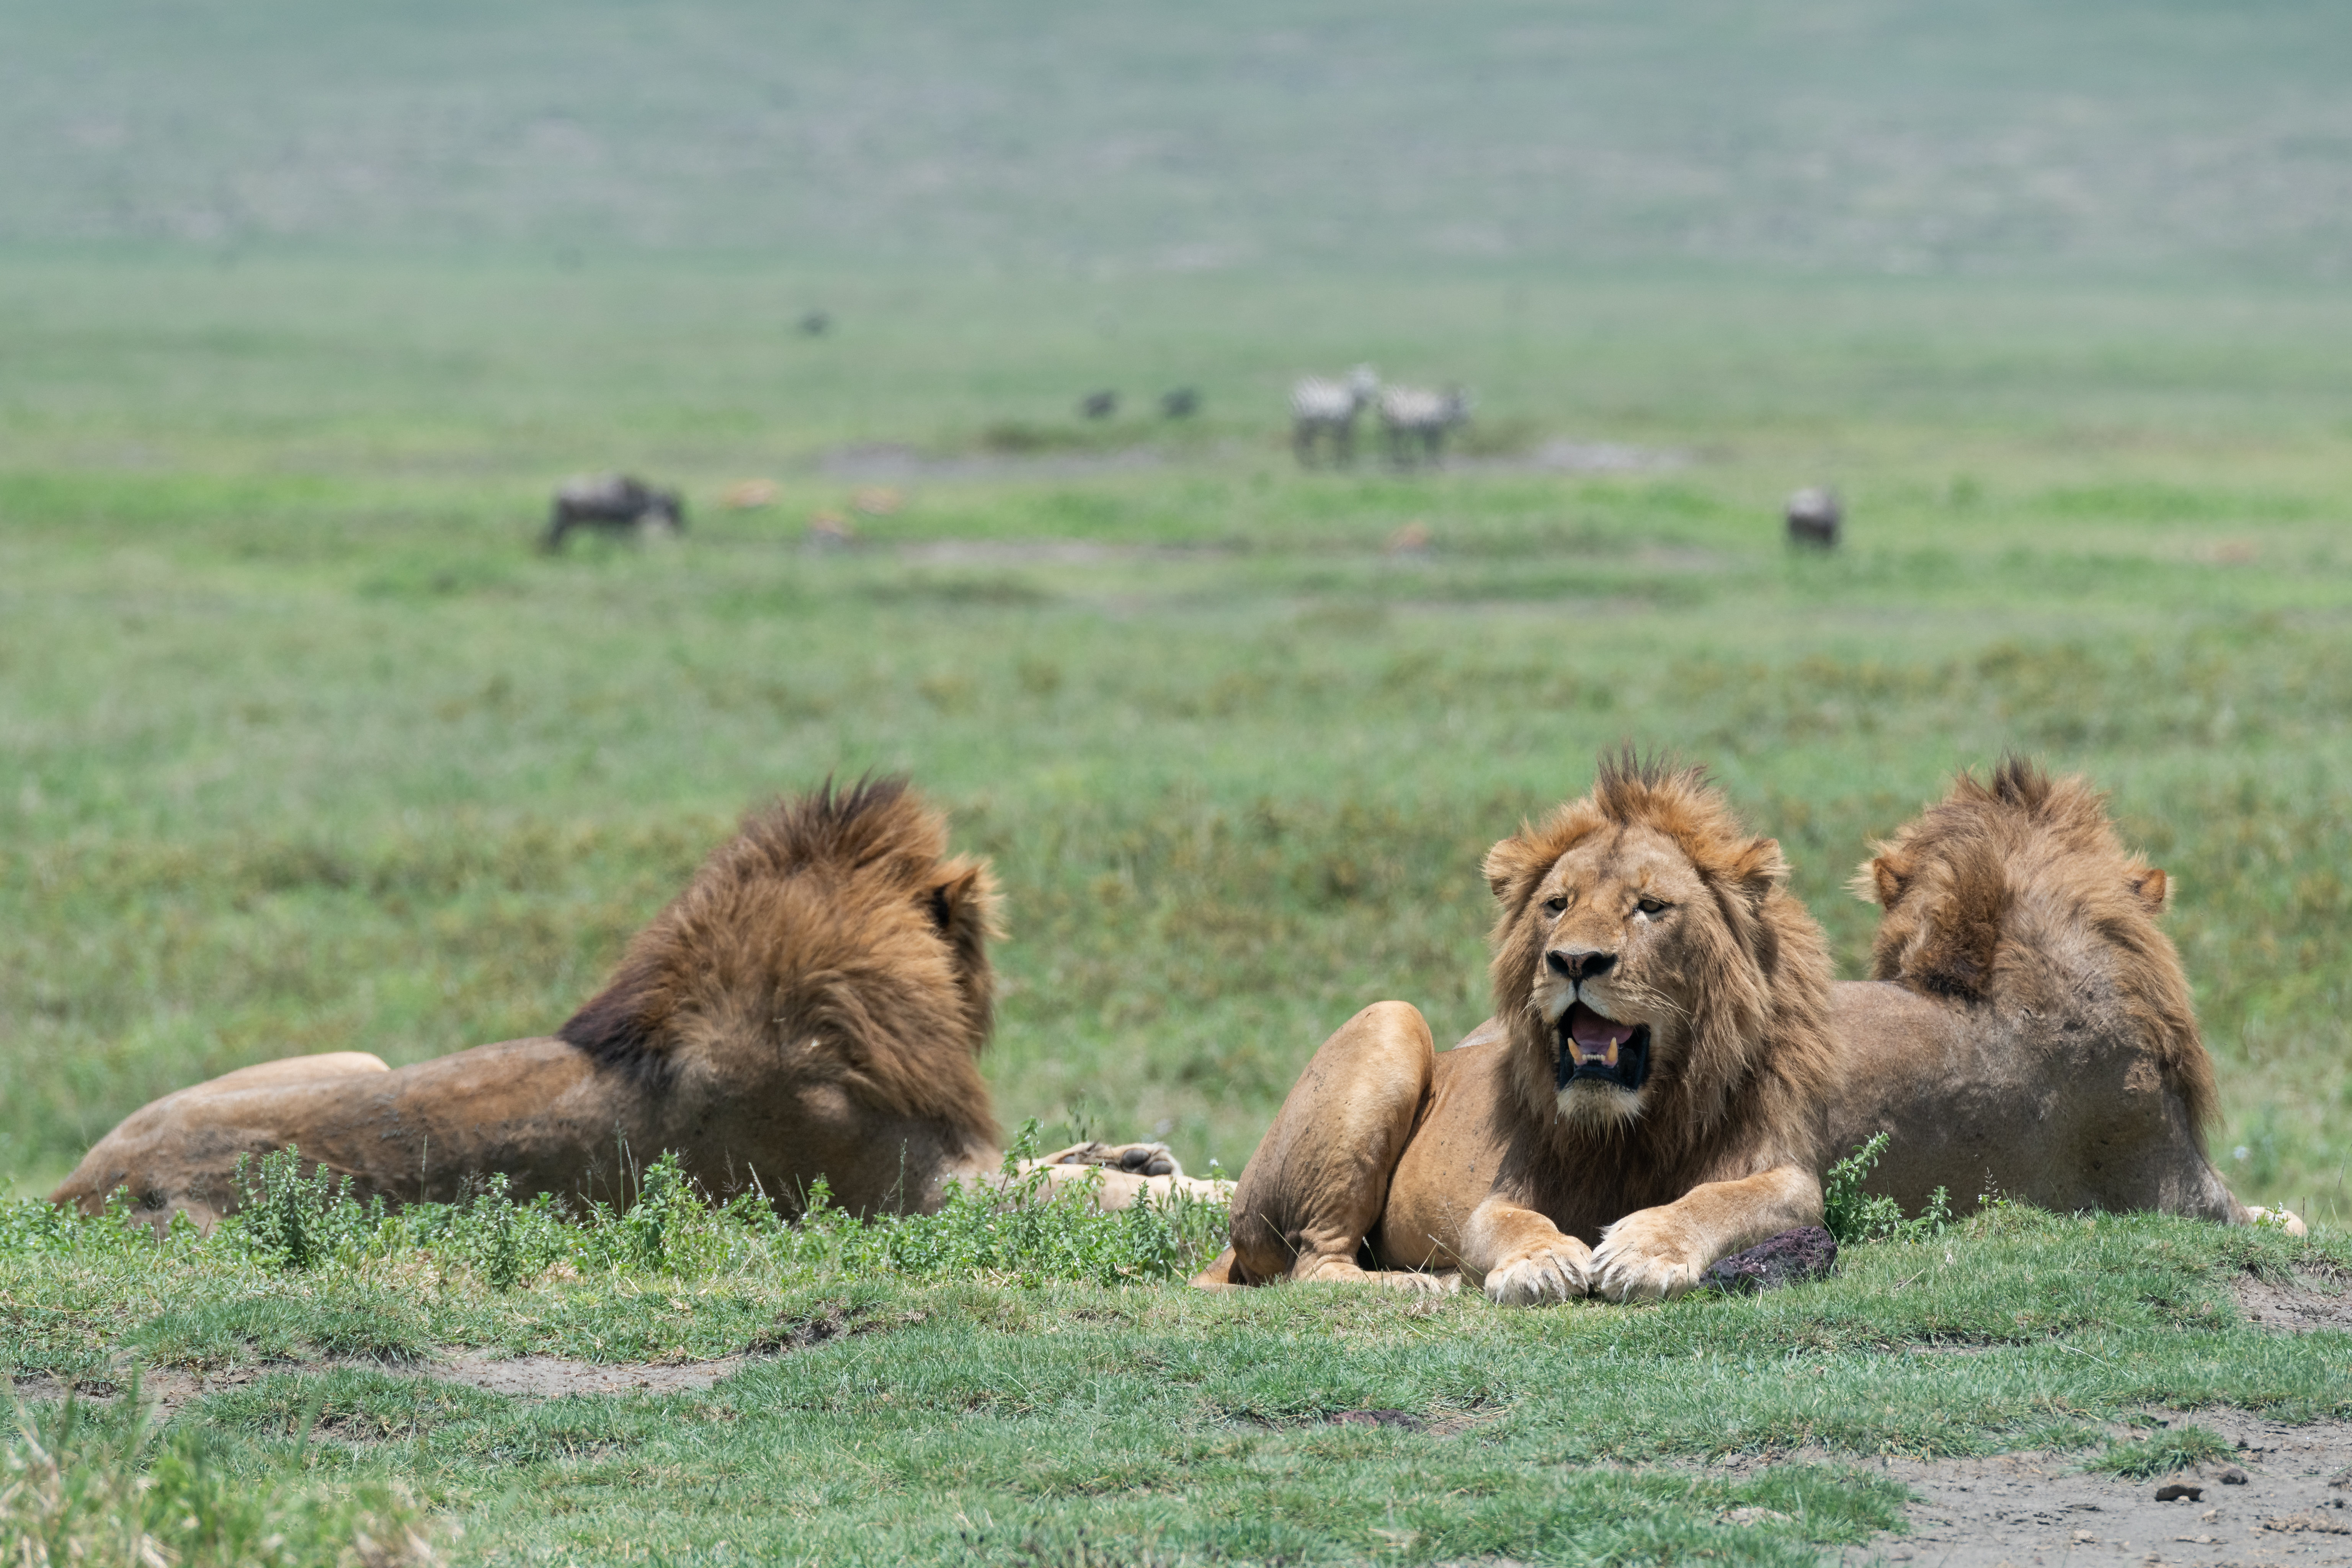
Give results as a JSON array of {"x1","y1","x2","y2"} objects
[
  {"x1": 1038, "y1": 1140, "x2": 1181, "y2": 1179},
  {"x1": 1482, "y1": 1240, "x2": 1592, "y2": 1306},
  {"x1": 1589, "y1": 1210, "x2": 1707, "y2": 1303}
]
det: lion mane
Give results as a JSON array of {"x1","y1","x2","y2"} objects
[
  {"x1": 53, "y1": 775, "x2": 1016, "y2": 1228},
  {"x1": 1478, "y1": 752, "x2": 1842, "y2": 1211},
  {"x1": 557, "y1": 775, "x2": 1002, "y2": 1150},
  {"x1": 1828, "y1": 753, "x2": 2243, "y2": 1228},
  {"x1": 1208, "y1": 751, "x2": 1846, "y2": 1301}
]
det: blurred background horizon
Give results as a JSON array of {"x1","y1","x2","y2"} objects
[{"x1": 6, "y1": 0, "x2": 2349, "y2": 280}]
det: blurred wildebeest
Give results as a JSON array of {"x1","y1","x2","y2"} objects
[
  {"x1": 1378, "y1": 384, "x2": 1471, "y2": 469},
  {"x1": 1080, "y1": 390, "x2": 1119, "y2": 420},
  {"x1": 1291, "y1": 365, "x2": 1379, "y2": 467},
  {"x1": 799, "y1": 310, "x2": 831, "y2": 336},
  {"x1": 1785, "y1": 487, "x2": 1841, "y2": 548},
  {"x1": 1160, "y1": 387, "x2": 1200, "y2": 419},
  {"x1": 545, "y1": 475, "x2": 685, "y2": 550}
]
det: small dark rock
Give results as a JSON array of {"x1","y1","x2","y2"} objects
[
  {"x1": 2156, "y1": 1484, "x2": 2204, "y2": 1503},
  {"x1": 2220, "y1": 1466, "x2": 2250, "y2": 1485},
  {"x1": 1703, "y1": 1227, "x2": 1838, "y2": 1294},
  {"x1": 1328, "y1": 1410, "x2": 1424, "y2": 1431}
]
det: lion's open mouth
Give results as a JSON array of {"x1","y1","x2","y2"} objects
[{"x1": 1555, "y1": 1002, "x2": 1651, "y2": 1093}]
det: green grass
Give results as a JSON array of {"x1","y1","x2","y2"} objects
[
  {"x1": 6, "y1": 1187, "x2": 2349, "y2": 1564},
  {"x1": 10, "y1": 10, "x2": 2352, "y2": 1548},
  {"x1": 7, "y1": 259, "x2": 2352, "y2": 1205}
]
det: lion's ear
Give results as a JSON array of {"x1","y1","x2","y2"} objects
[
  {"x1": 1722, "y1": 835, "x2": 1788, "y2": 908},
  {"x1": 1853, "y1": 851, "x2": 1911, "y2": 908},
  {"x1": 1482, "y1": 834, "x2": 1550, "y2": 913},
  {"x1": 925, "y1": 856, "x2": 1002, "y2": 952},
  {"x1": 2130, "y1": 866, "x2": 2170, "y2": 912}
]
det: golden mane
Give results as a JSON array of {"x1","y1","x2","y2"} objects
[
  {"x1": 559, "y1": 775, "x2": 1003, "y2": 1145},
  {"x1": 1854, "y1": 755, "x2": 2215, "y2": 1134},
  {"x1": 1481, "y1": 751, "x2": 1841, "y2": 1181}
]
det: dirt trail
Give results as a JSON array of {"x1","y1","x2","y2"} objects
[
  {"x1": 10, "y1": 1351, "x2": 749, "y2": 1419},
  {"x1": 1832, "y1": 1412, "x2": 2352, "y2": 1568}
]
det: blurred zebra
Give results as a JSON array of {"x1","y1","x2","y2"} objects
[
  {"x1": 1378, "y1": 385, "x2": 1471, "y2": 469},
  {"x1": 1291, "y1": 365, "x2": 1379, "y2": 467}
]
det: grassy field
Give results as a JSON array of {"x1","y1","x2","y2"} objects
[
  {"x1": 6, "y1": 256, "x2": 2352, "y2": 1211},
  {"x1": 6, "y1": 1161, "x2": 2349, "y2": 1565},
  {"x1": 8, "y1": 8, "x2": 2352, "y2": 1560}
]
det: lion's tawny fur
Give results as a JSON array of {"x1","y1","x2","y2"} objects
[
  {"x1": 1481, "y1": 751, "x2": 1842, "y2": 1194},
  {"x1": 52, "y1": 776, "x2": 1019, "y2": 1228},
  {"x1": 1213, "y1": 751, "x2": 1846, "y2": 1301},
  {"x1": 557, "y1": 776, "x2": 1002, "y2": 1150},
  {"x1": 1852, "y1": 756, "x2": 2216, "y2": 1141}
]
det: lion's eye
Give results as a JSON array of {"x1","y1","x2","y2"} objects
[
  {"x1": 1542, "y1": 894, "x2": 1569, "y2": 916},
  {"x1": 1635, "y1": 897, "x2": 1669, "y2": 916}
]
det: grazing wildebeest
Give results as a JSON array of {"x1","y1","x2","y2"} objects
[
  {"x1": 799, "y1": 310, "x2": 831, "y2": 336},
  {"x1": 1785, "y1": 487, "x2": 1841, "y2": 548},
  {"x1": 1079, "y1": 390, "x2": 1119, "y2": 420},
  {"x1": 545, "y1": 475, "x2": 686, "y2": 550},
  {"x1": 1291, "y1": 365, "x2": 1379, "y2": 467},
  {"x1": 1160, "y1": 387, "x2": 1200, "y2": 419},
  {"x1": 1377, "y1": 385, "x2": 1471, "y2": 469}
]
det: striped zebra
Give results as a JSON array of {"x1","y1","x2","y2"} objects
[
  {"x1": 1378, "y1": 385, "x2": 1471, "y2": 469},
  {"x1": 1291, "y1": 364, "x2": 1380, "y2": 467}
]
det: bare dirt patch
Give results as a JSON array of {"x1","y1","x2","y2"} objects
[
  {"x1": 818, "y1": 444, "x2": 1165, "y2": 481},
  {"x1": 11, "y1": 1352, "x2": 750, "y2": 1415},
  {"x1": 2233, "y1": 1267, "x2": 2352, "y2": 1334},
  {"x1": 426, "y1": 1352, "x2": 742, "y2": 1398},
  {"x1": 1818, "y1": 1414, "x2": 2352, "y2": 1568},
  {"x1": 8, "y1": 1300, "x2": 915, "y2": 1414}
]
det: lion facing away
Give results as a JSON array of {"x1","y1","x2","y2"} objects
[
  {"x1": 56, "y1": 777, "x2": 1203, "y2": 1231},
  {"x1": 1828, "y1": 758, "x2": 2301, "y2": 1232},
  {"x1": 1195, "y1": 753, "x2": 1844, "y2": 1303}
]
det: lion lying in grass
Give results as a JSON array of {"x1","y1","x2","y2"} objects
[
  {"x1": 56, "y1": 777, "x2": 1210, "y2": 1232},
  {"x1": 1198, "y1": 752, "x2": 2299, "y2": 1304},
  {"x1": 1196, "y1": 753, "x2": 1845, "y2": 1302},
  {"x1": 1829, "y1": 757, "x2": 2302, "y2": 1234}
]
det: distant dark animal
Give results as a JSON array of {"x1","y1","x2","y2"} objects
[
  {"x1": 1080, "y1": 390, "x2": 1119, "y2": 420},
  {"x1": 545, "y1": 475, "x2": 685, "y2": 550},
  {"x1": 1378, "y1": 385, "x2": 1471, "y2": 469},
  {"x1": 799, "y1": 310, "x2": 831, "y2": 336},
  {"x1": 1292, "y1": 366, "x2": 1379, "y2": 467},
  {"x1": 1160, "y1": 387, "x2": 1200, "y2": 419},
  {"x1": 1785, "y1": 488, "x2": 1841, "y2": 548}
]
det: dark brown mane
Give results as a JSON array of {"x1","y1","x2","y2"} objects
[
  {"x1": 1856, "y1": 755, "x2": 2215, "y2": 1134},
  {"x1": 1481, "y1": 750, "x2": 1841, "y2": 1197},
  {"x1": 558, "y1": 774, "x2": 1002, "y2": 1143}
]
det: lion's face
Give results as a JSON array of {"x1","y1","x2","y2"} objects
[{"x1": 1517, "y1": 825, "x2": 1719, "y2": 1128}]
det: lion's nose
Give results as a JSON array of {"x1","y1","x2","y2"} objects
[{"x1": 1545, "y1": 948, "x2": 1617, "y2": 982}]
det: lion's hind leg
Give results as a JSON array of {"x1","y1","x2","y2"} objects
[{"x1": 1220, "y1": 1001, "x2": 1434, "y2": 1288}]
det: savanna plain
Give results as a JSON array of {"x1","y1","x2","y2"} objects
[
  {"x1": 7, "y1": 7, "x2": 2352, "y2": 1560},
  {"x1": 7, "y1": 256, "x2": 2352, "y2": 1567}
]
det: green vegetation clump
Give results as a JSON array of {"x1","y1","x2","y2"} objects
[
  {"x1": 1821, "y1": 1134, "x2": 1955, "y2": 1247},
  {"x1": 21, "y1": 1135, "x2": 1232, "y2": 1293},
  {"x1": 2, "y1": 1390, "x2": 438, "y2": 1567},
  {"x1": 2087, "y1": 1423, "x2": 2237, "y2": 1480}
]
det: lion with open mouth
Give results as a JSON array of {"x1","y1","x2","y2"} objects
[{"x1": 1196, "y1": 752, "x2": 1842, "y2": 1303}]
